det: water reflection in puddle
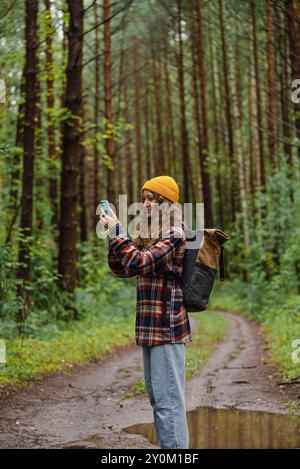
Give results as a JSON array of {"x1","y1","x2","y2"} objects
[{"x1": 124, "y1": 406, "x2": 300, "y2": 448}]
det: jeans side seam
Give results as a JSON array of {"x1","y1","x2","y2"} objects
[{"x1": 167, "y1": 345, "x2": 179, "y2": 449}]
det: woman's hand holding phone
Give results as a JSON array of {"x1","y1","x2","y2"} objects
[{"x1": 99, "y1": 202, "x2": 120, "y2": 233}]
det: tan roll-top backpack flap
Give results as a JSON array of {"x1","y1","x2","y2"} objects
[{"x1": 197, "y1": 229, "x2": 231, "y2": 280}]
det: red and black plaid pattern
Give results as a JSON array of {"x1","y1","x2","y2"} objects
[{"x1": 107, "y1": 223, "x2": 192, "y2": 346}]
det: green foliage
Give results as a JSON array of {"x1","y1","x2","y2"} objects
[
  {"x1": 87, "y1": 117, "x2": 134, "y2": 171},
  {"x1": 76, "y1": 240, "x2": 136, "y2": 321},
  {"x1": 0, "y1": 234, "x2": 137, "y2": 341},
  {"x1": 0, "y1": 243, "x2": 21, "y2": 322},
  {"x1": 0, "y1": 236, "x2": 137, "y2": 392},
  {"x1": 210, "y1": 279, "x2": 300, "y2": 380},
  {"x1": 0, "y1": 302, "x2": 136, "y2": 393},
  {"x1": 227, "y1": 154, "x2": 300, "y2": 298},
  {"x1": 0, "y1": 233, "x2": 68, "y2": 339},
  {"x1": 209, "y1": 162, "x2": 300, "y2": 380}
]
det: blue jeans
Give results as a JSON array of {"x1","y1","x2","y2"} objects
[{"x1": 142, "y1": 343, "x2": 189, "y2": 449}]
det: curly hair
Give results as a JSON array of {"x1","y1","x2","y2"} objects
[{"x1": 132, "y1": 190, "x2": 185, "y2": 249}]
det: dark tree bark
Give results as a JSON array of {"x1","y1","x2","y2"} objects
[
  {"x1": 123, "y1": 50, "x2": 133, "y2": 207},
  {"x1": 163, "y1": 39, "x2": 176, "y2": 178},
  {"x1": 248, "y1": 53, "x2": 255, "y2": 199},
  {"x1": 103, "y1": 0, "x2": 116, "y2": 205},
  {"x1": 143, "y1": 74, "x2": 152, "y2": 180},
  {"x1": 193, "y1": 0, "x2": 213, "y2": 226},
  {"x1": 276, "y1": 2, "x2": 292, "y2": 166},
  {"x1": 9, "y1": 71, "x2": 25, "y2": 212},
  {"x1": 79, "y1": 110, "x2": 88, "y2": 244},
  {"x1": 285, "y1": 0, "x2": 300, "y2": 159},
  {"x1": 133, "y1": 36, "x2": 143, "y2": 189},
  {"x1": 6, "y1": 70, "x2": 26, "y2": 244},
  {"x1": 116, "y1": 30, "x2": 126, "y2": 197},
  {"x1": 58, "y1": 0, "x2": 84, "y2": 294},
  {"x1": 175, "y1": 0, "x2": 191, "y2": 204},
  {"x1": 44, "y1": 0, "x2": 58, "y2": 227},
  {"x1": 93, "y1": 0, "x2": 100, "y2": 224},
  {"x1": 189, "y1": 6, "x2": 203, "y2": 203},
  {"x1": 17, "y1": 0, "x2": 39, "y2": 307},
  {"x1": 251, "y1": 0, "x2": 266, "y2": 187},
  {"x1": 218, "y1": 0, "x2": 236, "y2": 221},
  {"x1": 278, "y1": 2, "x2": 292, "y2": 168},
  {"x1": 208, "y1": 16, "x2": 224, "y2": 229},
  {"x1": 265, "y1": 0, "x2": 277, "y2": 169},
  {"x1": 151, "y1": 43, "x2": 165, "y2": 175}
]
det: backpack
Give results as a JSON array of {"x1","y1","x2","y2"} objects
[{"x1": 162, "y1": 226, "x2": 231, "y2": 318}]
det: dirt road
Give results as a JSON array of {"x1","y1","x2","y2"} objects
[{"x1": 0, "y1": 310, "x2": 299, "y2": 449}]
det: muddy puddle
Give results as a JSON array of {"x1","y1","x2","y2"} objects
[{"x1": 124, "y1": 406, "x2": 300, "y2": 449}]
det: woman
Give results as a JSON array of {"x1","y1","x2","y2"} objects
[{"x1": 99, "y1": 175, "x2": 192, "y2": 449}]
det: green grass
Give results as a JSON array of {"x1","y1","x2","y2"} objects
[
  {"x1": 185, "y1": 311, "x2": 230, "y2": 379},
  {"x1": 0, "y1": 310, "x2": 230, "y2": 398},
  {"x1": 0, "y1": 303, "x2": 136, "y2": 395},
  {"x1": 131, "y1": 311, "x2": 230, "y2": 396}
]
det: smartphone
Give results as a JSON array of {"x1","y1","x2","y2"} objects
[{"x1": 100, "y1": 199, "x2": 110, "y2": 215}]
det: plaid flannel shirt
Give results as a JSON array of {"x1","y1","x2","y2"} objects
[{"x1": 107, "y1": 222, "x2": 192, "y2": 346}]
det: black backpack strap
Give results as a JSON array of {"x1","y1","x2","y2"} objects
[{"x1": 219, "y1": 245, "x2": 225, "y2": 281}]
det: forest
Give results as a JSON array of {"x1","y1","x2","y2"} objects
[{"x1": 0, "y1": 0, "x2": 300, "y2": 393}]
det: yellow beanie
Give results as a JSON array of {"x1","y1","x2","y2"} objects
[{"x1": 141, "y1": 176, "x2": 180, "y2": 203}]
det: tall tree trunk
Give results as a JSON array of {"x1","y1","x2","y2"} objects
[
  {"x1": 233, "y1": 16, "x2": 250, "y2": 280},
  {"x1": 265, "y1": 0, "x2": 277, "y2": 170},
  {"x1": 151, "y1": 43, "x2": 165, "y2": 176},
  {"x1": 208, "y1": 15, "x2": 224, "y2": 228},
  {"x1": 34, "y1": 49, "x2": 44, "y2": 231},
  {"x1": 116, "y1": 31, "x2": 126, "y2": 197},
  {"x1": 143, "y1": 75, "x2": 152, "y2": 180},
  {"x1": 58, "y1": 1, "x2": 67, "y2": 173},
  {"x1": 83, "y1": 104, "x2": 95, "y2": 237},
  {"x1": 17, "y1": 0, "x2": 39, "y2": 321},
  {"x1": 44, "y1": 0, "x2": 58, "y2": 228},
  {"x1": 133, "y1": 36, "x2": 143, "y2": 189},
  {"x1": 123, "y1": 52, "x2": 133, "y2": 207},
  {"x1": 189, "y1": 8, "x2": 203, "y2": 204},
  {"x1": 285, "y1": 0, "x2": 300, "y2": 160},
  {"x1": 58, "y1": 0, "x2": 83, "y2": 295},
  {"x1": 175, "y1": 0, "x2": 191, "y2": 204},
  {"x1": 93, "y1": 0, "x2": 100, "y2": 224},
  {"x1": 6, "y1": 71, "x2": 26, "y2": 244},
  {"x1": 218, "y1": 0, "x2": 236, "y2": 222},
  {"x1": 248, "y1": 56, "x2": 256, "y2": 199},
  {"x1": 79, "y1": 106, "x2": 88, "y2": 244},
  {"x1": 149, "y1": 87, "x2": 156, "y2": 179},
  {"x1": 163, "y1": 39, "x2": 176, "y2": 178},
  {"x1": 194, "y1": 0, "x2": 213, "y2": 226},
  {"x1": 9, "y1": 71, "x2": 25, "y2": 212},
  {"x1": 277, "y1": 2, "x2": 292, "y2": 166},
  {"x1": 103, "y1": 0, "x2": 115, "y2": 205},
  {"x1": 251, "y1": 0, "x2": 266, "y2": 188}
]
